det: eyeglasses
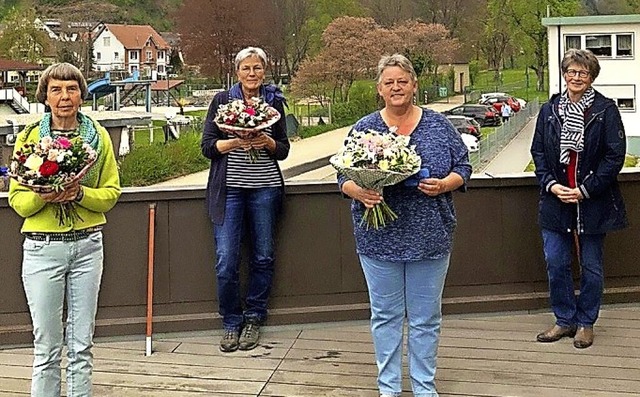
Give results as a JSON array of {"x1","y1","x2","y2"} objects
[{"x1": 565, "y1": 69, "x2": 590, "y2": 78}]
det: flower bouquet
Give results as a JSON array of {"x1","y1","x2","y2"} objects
[
  {"x1": 214, "y1": 97, "x2": 280, "y2": 162},
  {"x1": 330, "y1": 128, "x2": 421, "y2": 229},
  {"x1": 9, "y1": 135, "x2": 97, "y2": 226},
  {"x1": 0, "y1": 165, "x2": 8, "y2": 192}
]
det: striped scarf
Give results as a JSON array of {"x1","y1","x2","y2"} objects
[{"x1": 557, "y1": 87, "x2": 595, "y2": 164}]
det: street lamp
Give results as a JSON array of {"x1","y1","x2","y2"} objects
[{"x1": 166, "y1": 65, "x2": 172, "y2": 108}]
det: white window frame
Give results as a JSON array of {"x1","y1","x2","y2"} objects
[
  {"x1": 158, "y1": 51, "x2": 164, "y2": 60},
  {"x1": 103, "y1": 37, "x2": 110, "y2": 46},
  {"x1": 565, "y1": 33, "x2": 634, "y2": 59},
  {"x1": 129, "y1": 50, "x2": 138, "y2": 61}
]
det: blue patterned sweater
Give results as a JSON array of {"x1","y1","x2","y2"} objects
[{"x1": 338, "y1": 109, "x2": 472, "y2": 261}]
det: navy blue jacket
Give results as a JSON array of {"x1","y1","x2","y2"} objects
[
  {"x1": 530, "y1": 90, "x2": 628, "y2": 234},
  {"x1": 201, "y1": 90, "x2": 290, "y2": 224}
]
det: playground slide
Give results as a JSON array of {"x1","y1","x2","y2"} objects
[
  {"x1": 88, "y1": 71, "x2": 140, "y2": 99},
  {"x1": 87, "y1": 78, "x2": 113, "y2": 99}
]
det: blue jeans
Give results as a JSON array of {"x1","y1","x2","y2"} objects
[
  {"x1": 541, "y1": 229, "x2": 605, "y2": 328},
  {"x1": 21, "y1": 232, "x2": 104, "y2": 397},
  {"x1": 213, "y1": 187, "x2": 281, "y2": 331},
  {"x1": 359, "y1": 254, "x2": 450, "y2": 397}
]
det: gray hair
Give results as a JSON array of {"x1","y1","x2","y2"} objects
[
  {"x1": 36, "y1": 63, "x2": 88, "y2": 104},
  {"x1": 234, "y1": 47, "x2": 268, "y2": 70},
  {"x1": 376, "y1": 54, "x2": 418, "y2": 84},
  {"x1": 561, "y1": 49, "x2": 600, "y2": 80}
]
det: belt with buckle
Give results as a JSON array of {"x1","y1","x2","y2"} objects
[{"x1": 24, "y1": 227, "x2": 103, "y2": 242}]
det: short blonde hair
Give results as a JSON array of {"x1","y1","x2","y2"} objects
[
  {"x1": 234, "y1": 47, "x2": 267, "y2": 70},
  {"x1": 561, "y1": 49, "x2": 601, "y2": 80},
  {"x1": 36, "y1": 63, "x2": 88, "y2": 104},
  {"x1": 376, "y1": 54, "x2": 418, "y2": 84}
]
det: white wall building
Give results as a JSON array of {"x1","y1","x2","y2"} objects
[
  {"x1": 543, "y1": 14, "x2": 640, "y2": 150},
  {"x1": 92, "y1": 23, "x2": 170, "y2": 78}
]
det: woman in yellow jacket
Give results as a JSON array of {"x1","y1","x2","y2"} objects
[{"x1": 9, "y1": 63, "x2": 120, "y2": 397}]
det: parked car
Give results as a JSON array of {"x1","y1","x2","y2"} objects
[
  {"x1": 443, "y1": 104, "x2": 501, "y2": 127},
  {"x1": 480, "y1": 95, "x2": 521, "y2": 113},
  {"x1": 445, "y1": 115, "x2": 482, "y2": 138},
  {"x1": 460, "y1": 133, "x2": 479, "y2": 153},
  {"x1": 479, "y1": 92, "x2": 507, "y2": 103}
]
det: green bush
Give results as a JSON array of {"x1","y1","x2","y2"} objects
[{"x1": 119, "y1": 131, "x2": 209, "y2": 187}]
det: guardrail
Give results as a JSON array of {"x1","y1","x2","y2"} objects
[{"x1": 469, "y1": 98, "x2": 540, "y2": 170}]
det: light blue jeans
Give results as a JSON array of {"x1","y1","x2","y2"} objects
[
  {"x1": 360, "y1": 254, "x2": 450, "y2": 397},
  {"x1": 21, "y1": 232, "x2": 104, "y2": 397}
]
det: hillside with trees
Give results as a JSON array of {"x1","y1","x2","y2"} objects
[{"x1": 0, "y1": 0, "x2": 181, "y2": 30}]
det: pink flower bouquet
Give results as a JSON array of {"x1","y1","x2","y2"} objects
[
  {"x1": 214, "y1": 97, "x2": 280, "y2": 162},
  {"x1": 9, "y1": 135, "x2": 97, "y2": 225}
]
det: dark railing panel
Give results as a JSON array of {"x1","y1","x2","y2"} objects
[{"x1": 2, "y1": 174, "x2": 640, "y2": 345}]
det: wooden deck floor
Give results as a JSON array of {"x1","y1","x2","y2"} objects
[{"x1": 2, "y1": 305, "x2": 640, "y2": 396}]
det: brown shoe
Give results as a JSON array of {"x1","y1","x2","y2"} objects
[
  {"x1": 536, "y1": 325, "x2": 577, "y2": 343},
  {"x1": 573, "y1": 326, "x2": 594, "y2": 349}
]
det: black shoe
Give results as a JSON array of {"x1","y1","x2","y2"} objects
[
  {"x1": 219, "y1": 330, "x2": 239, "y2": 352},
  {"x1": 238, "y1": 323, "x2": 260, "y2": 351}
]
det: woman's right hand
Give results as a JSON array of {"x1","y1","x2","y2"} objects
[{"x1": 341, "y1": 180, "x2": 382, "y2": 209}]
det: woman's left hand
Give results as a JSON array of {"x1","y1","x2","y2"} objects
[
  {"x1": 249, "y1": 132, "x2": 275, "y2": 151},
  {"x1": 418, "y1": 178, "x2": 448, "y2": 197}
]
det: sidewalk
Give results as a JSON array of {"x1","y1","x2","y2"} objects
[
  {"x1": 151, "y1": 126, "x2": 352, "y2": 187},
  {"x1": 150, "y1": 96, "x2": 466, "y2": 187},
  {"x1": 481, "y1": 117, "x2": 537, "y2": 175}
]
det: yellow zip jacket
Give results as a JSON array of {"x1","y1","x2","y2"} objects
[{"x1": 8, "y1": 116, "x2": 121, "y2": 233}]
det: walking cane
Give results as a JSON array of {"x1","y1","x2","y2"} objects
[
  {"x1": 145, "y1": 203, "x2": 157, "y2": 357},
  {"x1": 573, "y1": 230, "x2": 581, "y2": 273}
]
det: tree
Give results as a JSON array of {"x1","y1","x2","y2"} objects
[
  {"x1": 489, "y1": 0, "x2": 581, "y2": 91},
  {"x1": 0, "y1": 6, "x2": 49, "y2": 63},
  {"x1": 175, "y1": 0, "x2": 273, "y2": 82}
]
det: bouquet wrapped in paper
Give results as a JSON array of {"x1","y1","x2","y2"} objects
[
  {"x1": 214, "y1": 97, "x2": 280, "y2": 162},
  {"x1": 330, "y1": 128, "x2": 421, "y2": 229},
  {"x1": 9, "y1": 135, "x2": 97, "y2": 225}
]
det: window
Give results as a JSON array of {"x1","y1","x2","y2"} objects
[
  {"x1": 131, "y1": 65, "x2": 138, "y2": 73},
  {"x1": 617, "y1": 98, "x2": 635, "y2": 110},
  {"x1": 617, "y1": 34, "x2": 633, "y2": 57},
  {"x1": 103, "y1": 37, "x2": 110, "y2": 46},
  {"x1": 114, "y1": 52, "x2": 119, "y2": 60},
  {"x1": 565, "y1": 35, "x2": 581, "y2": 50},
  {"x1": 96, "y1": 52, "x2": 101, "y2": 60},
  {"x1": 158, "y1": 51, "x2": 164, "y2": 60},
  {"x1": 158, "y1": 65, "x2": 165, "y2": 74},
  {"x1": 586, "y1": 35, "x2": 612, "y2": 56},
  {"x1": 146, "y1": 50, "x2": 153, "y2": 61},
  {"x1": 129, "y1": 51, "x2": 138, "y2": 60}
]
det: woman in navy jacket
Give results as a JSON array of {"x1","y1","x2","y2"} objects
[
  {"x1": 201, "y1": 47, "x2": 290, "y2": 353},
  {"x1": 531, "y1": 49, "x2": 627, "y2": 349}
]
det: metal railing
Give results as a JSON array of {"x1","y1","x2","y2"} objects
[
  {"x1": 0, "y1": 88, "x2": 45, "y2": 114},
  {"x1": 469, "y1": 98, "x2": 540, "y2": 170}
]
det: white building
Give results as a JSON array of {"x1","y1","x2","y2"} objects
[
  {"x1": 542, "y1": 14, "x2": 640, "y2": 150},
  {"x1": 92, "y1": 23, "x2": 170, "y2": 78}
]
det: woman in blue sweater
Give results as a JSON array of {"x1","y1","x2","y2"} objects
[{"x1": 338, "y1": 54, "x2": 471, "y2": 397}]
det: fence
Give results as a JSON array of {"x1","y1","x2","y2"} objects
[{"x1": 469, "y1": 98, "x2": 540, "y2": 170}]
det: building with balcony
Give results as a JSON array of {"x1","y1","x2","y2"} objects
[
  {"x1": 543, "y1": 14, "x2": 640, "y2": 152},
  {"x1": 92, "y1": 23, "x2": 170, "y2": 78}
]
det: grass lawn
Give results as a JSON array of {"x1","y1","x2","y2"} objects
[{"x1": 474, "y1": 68, "x2": 549, "y2": 104}]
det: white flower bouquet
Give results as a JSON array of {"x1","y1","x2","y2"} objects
[{"x1": 330, "y1": 128, "x2": 421, "y2": 229}]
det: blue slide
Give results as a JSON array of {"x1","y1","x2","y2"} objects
[{"x1": 88, "y1": 70, "x2": 140, "y2": 99}]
